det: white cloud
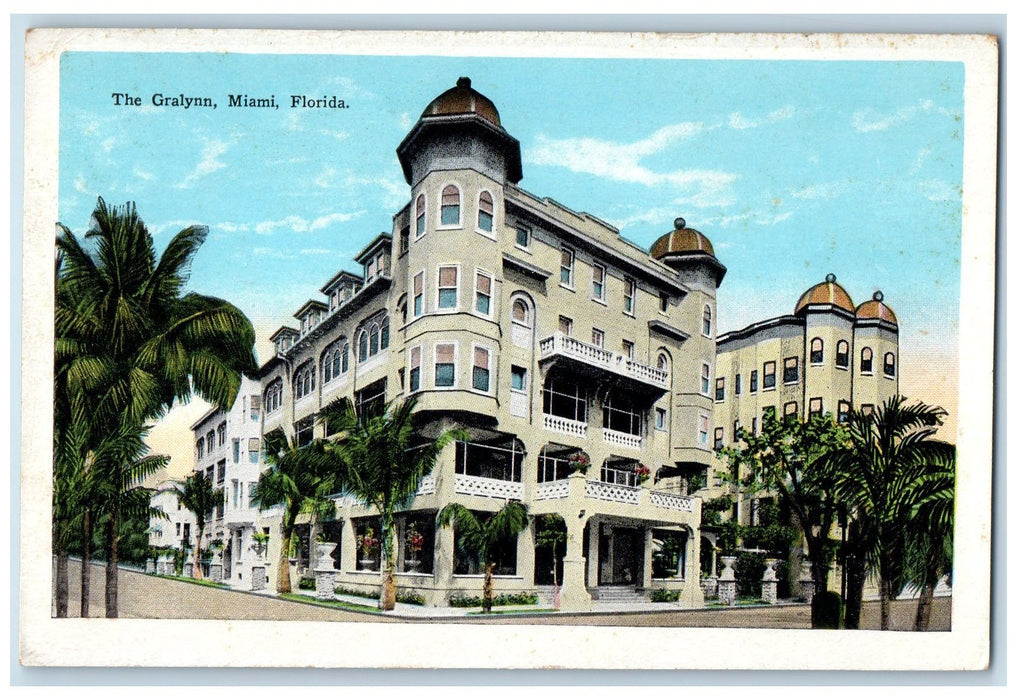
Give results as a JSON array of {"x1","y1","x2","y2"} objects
[
  {"x1": 252, "y1": 247, "x2": 297, "y2": 260},
  {"x1": 527, "y1": 122, "x2": 717, "y2": 188},
  {"x1": 909, "y1": 147, "x2": 933, "y2": 176},
  {"x1": 314, "y1": 166, "x2": 337, "y2": 188},
  {"x1": 175, "y1": 139, "x2": 228, "y2": 189},
  {"x1": 321, "y1": 129, "x2": 350, "y2": 140},
  {"x1": 727, "y1": 105, "x2": 794, "y2": 130},
  {"x1": 101, "y1": 136, "x2": 116, "y2": 153},
  {"x1": 852, "y1": 99, "x2": 955, "y2": 133},
  {"x1": 73, "y1": 175, "x2": 88, "y2": 194},
  {"x1": 299, "y1": 248, "x2": 333, "y2": 255},
  {"x1": 253, "y1": 210, "x2": 366, "y2": 235},
  {"x1": 399, "y1": 112, "x2": 414, "y2": 130},
  {"x1": 919, "y1": 179, "x2": 961, "y2": 202}
]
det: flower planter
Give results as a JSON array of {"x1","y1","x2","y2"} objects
[
  {"x1": 404, "y1": 558, "x2": 421, "y2": 573},
  {"x1": 359, "y1": 559, "x2": 378, "y2": 571}
]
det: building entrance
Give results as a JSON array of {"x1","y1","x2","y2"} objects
[{"x1": 597, "y1": 524, "x2": 643, "y2": 586}]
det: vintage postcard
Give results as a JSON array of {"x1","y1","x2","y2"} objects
[{"x1": 21, "y1": 28, "x2": 997, "y2": 670}]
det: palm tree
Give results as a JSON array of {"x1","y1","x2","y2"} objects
[
  {"x1": 250, "y1": 428, "x2": 332, "y2": 594},
  {"x1": 436, "y1": 501, "x2": 530, "y2": 613},
  {"x1": 825, "y1": 396, "x2": 955, "y2": 630},
  {"x1": 901, "y1": 458, "x2": 956, "y2": 630},
  {"x1": 175, "y1": 472, "x2": 224, "y2": 581},
  {"x1": 55, "y1": 197, "x2": 257, "y2": 616},
  {"x1": 317, "y1": 396, "x2": 465, "y2": 611}
]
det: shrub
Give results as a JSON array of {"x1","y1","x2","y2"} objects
[
  {"x1": 395, "y1": 591, "x2": 426, "y2": 606},
  {"x1": 334, "y1": 585, "x2": 380, "y2": 599},
  {"x1": 650, "y1": 589, "x2": 681, "y2": 603},
  {"x1": 735, "y1": 551, "x2": 766, "y2": 598},
  {"x1": 298, "y1": 577, "x2": 316, "y2": 591},
  {"x1": 812, "y1": 591, "x2": 842, "y2": 629},
  {"x1": 449, "y1": 592, "x2": 539, "y2": 607}
]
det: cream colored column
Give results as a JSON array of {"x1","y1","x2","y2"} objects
[
  {"x1": 642, "y1": 526, "x2": 654, "y2": 589},
  {"x1": 680, "y1": 524, "x2": 705, "y2": 608},
  {"x1": 432, "y1": 444, "x2": 457, "y2": 604},
  {"x1": 558, "y1": 472, "x2": 593, "y2": 611},
  {"x1": 517, "y1": 517, "x2": 536, "y2": 588},
  {"x1": 340, "y1": 512, "x2": 357, "y2": 574},
  {"x1": 585, "y1": 515, "x2": 600, "y2": 587}
]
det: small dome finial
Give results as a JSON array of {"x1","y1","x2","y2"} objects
[
  {"x1": 674, "y1": 217, "x2": 686, "y2": 230},
  {"x1": 825, "y1": 273, "x2": 836, "y2": 283},
  {"x1": 457, "y1": 76, "x2": 471, "y2": 89},
  {"x1": 873, "y1": 290, "x2": 884, "y2": 302}
]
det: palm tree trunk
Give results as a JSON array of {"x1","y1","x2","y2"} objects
[
  {"x1": 878, "y1": 553, "x2": 893, "y2": 631},
  {"x1": 193, "y1": 525, "x2": 204, "y2": 581},
  {"x1": 914, "y1": 581, "x2": 935, "y2": 631},
  {"x1": 104, "y1": 509, "x2": 119, "y2": 618},
  {"x1": 843, "y1": 522, "x2": 866, "y2": 630},
  {"x1": 54, "y1": 541, "x2": 69, "y2": 618},
  {"x1": 379, "y1": 514, "x2": 396, "y2": 611},
  {"x1": 80, "y1": 509, "x2": 92, "y2": 617},
  {"x1": 277, "y1": 528, "x2": 293, "y2": 594},
  {"x1": 483, "y1": 562, "x2": 495, "y2": 613}
]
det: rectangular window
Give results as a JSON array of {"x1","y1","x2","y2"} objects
[
  {"x1": 435, "y1": 343, "x2": 455, "y2": 387},
  {"x1": 559, "y1": 315, "x2": 573, "y2": 337},
  {"x1": 698, "y1": 415, "x2": 709, "y2": 447},
  {"x1": 475, "y1": 272, "x2": 492, "y2": 316},
  {"x1": 750, "y1": 370, "x2": 758, "y2": 393},
  {"x1": 560, "y1": 247, "x2": 574, "y2": 286},
  {"x1": 437, "y1": 266, "x2": 458, "y2": 309},
  {"x1": 623, "y1": 276, "x2": 636, "y2": 314},
  {"x1": 763, "y1": 362, "x2": 776, "y2": 389},
  {"x1": 655, "y1": 407, "x2": 667, "y2": 431},
  {"x1": 249, "y1": 395, "x2": 260, "y2": 422},
  {"x1": 735, "y1": 374, "x2": 742, "y2": 396},
  {"x1": 515, "y1": 226, "x2": 530, "y2": 249},
  {"x1": 838, "y1": 400, "x2": 851, "y2": 423},
  {"x1": 752, "y1": 416, "x2": 758, "y2": 435},
  {"x1": 472, "y1": 347, "x2": 491, "y2": 392},
  {"x1": 714, "y1": 427, "x2": 724, "y2": 451},
  {"x1": 659, "y1": 292, "x2": 668, "y2": 313},
  {"x1": 176, "y1": 522, "x2": 181, "y2": 537},
  {"x1": 784, "y1": 401, "x2": 798, "y2": 417},
  {"x1": 232, "y1": 439, "x2": 240, "y2": 464},
  {"x1": 511, "y1": 365, "x2": 527, "y2": 391},
  {"x1": 733, "y1": 420, "x2": 742, "y2": 441},
  {"x1": 196, "y1": 439, "x2": 204, "y2": 459},
  {"x1": 783, "y1": 357, "x2": 799, "y2": 383},
  {"x1": 701, "y1": 363, "x2": 711, "y2": 395},
  {"x1": 400, "y1": 226, "x2": 410, "y2": 254},
  {"x1": 216, "y1": 459, "x2": 226, "y2": 485},
  {"x1": 248, "y1": 438, "x2": 260, "y2": 463},
  {"x1": 809, "y1": 397, "x2": 824, "y2": 418},
  {"x1": 715, "y1": 377, "x2": 726, "y2": 402},
  {"x1": 409, "y1": 346, "x2": 422, "y2": 392},
  {"x1": 413, "y1": 272, "x2": 424, "y2": 317},
  {"x1": 591, "y1": 263, "x2": 605, "y2": 301},
  {"x1": 591, "y1": 328, "x2": 605, "y2": 348},
  {"x1": 295, "y1": 419, "x2": 314, "y2": 448},
  {"x1": 622, "y1": 340, "x2": 635, "y2": 360}
]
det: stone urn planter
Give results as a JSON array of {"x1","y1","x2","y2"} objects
[
  {"x1": 404, "y1": 558, "x2": 421, "y2": 573},
  {"x1": 717, "y1": 555, "x2": 737, "y2": 606},
  {"x1": 761, "y1": 558, "x2": 779, "y2": 604},
  {"x1": 359, "y1": 558, "x2": 378, "y2": 571},
  {"x1": 315, "y1": 541, "x2": 338, "y2": 567}
]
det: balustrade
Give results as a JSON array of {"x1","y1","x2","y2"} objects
[
  {"x1": 535, "y1": 480, "x2": 570, "y2": 500},
  {"x1": 602, "y1": 428, "x2": 643, "y2": 450},
  {"x1": 454, "y1": 474, "x2": 525, "y2": 500},
  {"x1": 539, "y1": 332, "x2": 669, "y2": 389},
  {"x1": 543, "y1": 413, "x2": 587, "y2": 438}
]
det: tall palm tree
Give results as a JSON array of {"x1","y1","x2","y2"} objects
[
  {"x1": 250, "y1": 428, "x2": 332, "y2": 594},
  {"x1": 175, "y1": 472, "x2": 224, "y2": 581},
  {"x1": 317, "y1": 396, "x2": 465, "y2": 610},
  {"x1": 901, "y1": 459, "x2": 956, "y2": 630},
  {"x1": 825, "y1": 396, "x2": 954, "y2": 630},
  {"x1": 436, "y1": 501, "x2": 530, "y2": 613},
  {"x1": 55, "y1": 197, "x2": 257, "y2": 616}
]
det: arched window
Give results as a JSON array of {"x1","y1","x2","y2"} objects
[
  {"x1": 883, "y1": 352, "x2": 896, "y2": 377},
  {"x1": 656, "y1": 352, "x2": 670, "y2": 378},
  {"x1": 357, "y1": 330, "x2": 369, "y2": 363},
  {"x1": 322, "y1": 338, "x2": 348, "y2": 383},
  {"x1": 702, "y1": 305, "x2": 712, "y2": 337},
  {"x1": 380, "y1": 317, "x2": 390, "y2": 350},
  {"x1": 511, "y1": 298, "x2": 531, "y2": 326},
  {"x1": 478, "y1": 191, "x2": 494, "y2": 232},
  {"x1": 294, "y1": 362, "x2": 316, "y2": 400},
  {"x1": 340, "y1": 342, "x2": 350, "y2": 373},
  {"x1": 860, "y1": 347, "x2": 874, "y2": 374},
  {"x1": 836, "y1": 340, "x2": 850, "y2": 368},
  {"x1": 264, "y1": 379, "x2": 283, "y2": 414},
  {"x1": 810, "y1": 338, "x2": 824, "y2": 364},
  {"x1": 415, "y1": 193, "x2": 426, "y2": 238},
  {"x1": 369, "y1": 323, "x2": 380, "y2": 356},
  {"x1": 441, "y1": 185, "x2": 461, "y2": 226}
]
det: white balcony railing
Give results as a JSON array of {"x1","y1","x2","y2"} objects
[
  {"x1": 586, "y1": 480, "x2": 640, "y2": 505},
  {"x1": 535, "y1": 479, "x2": 570, "y2": 500},
  {"x1": 648, "y1": 490, "x2": 696, "y2": 512},
  {"x1": 602, "y1": 428, "x2": 643, "y2": 450},
  {"x1": 416, "y1": 474, "x2": 436, "y2": 496},
  {"x1": 543, "y1": 414, "x2": 587, "y2": 439},
  {"x1": 539, "y1": 333, "x2": 669, "y2": 389},
  {"x1": 454, "y1": 474, "x2": 524, "y2": 500}
]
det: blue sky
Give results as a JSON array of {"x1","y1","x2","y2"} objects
[{"x1": 58, "y1": 51, "x2": 965, "y2": 468}]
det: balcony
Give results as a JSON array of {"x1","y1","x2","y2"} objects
[
  {"x1": 603, "y1": 428, "x2": 642, "y2": 450},
  {"x1": 533, "y1": 476, "x2": 696, "y2": 514},
  {"x1": 454, "y1": 474, "x2": 524, "y2": 500},
  {"x1": 224, "y1": 507, "x2": 259, "y2": 527},
  {"x1": 539, "y1": 333, "x2": 669, "y2": 393},
  {"x1": 543, "y1": 414, "x2": 587, "y2": 439}
]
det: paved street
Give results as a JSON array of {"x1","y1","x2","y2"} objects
[{"x1": 55, "y1": 559, "x2": 951, "y2": 630}]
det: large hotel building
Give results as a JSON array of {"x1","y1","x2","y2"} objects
[{"x1": 157, "y1": 78, "x2": 900, "y2": 609}]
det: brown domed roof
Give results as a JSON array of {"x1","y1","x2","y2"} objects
[
  {"x1": 421, "y1": 77, "x2": 501, "y2": 126},
  {"x1": 794, "y1": 274, "x2": 855, "y2": 315},
  {"x1": 650, "y1": 218, "x2": 716, "y2": 259},
  {"x1": 855, "y1": 291, "x2": 898, "y2": 325}
]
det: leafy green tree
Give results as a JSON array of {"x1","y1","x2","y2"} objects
[
  {"x1": 55, "y1": 197, "x2": 257, "y2": 616},
  {"x1": 720, "y1": 411, "x2": 848, "y2": 627},
  {"x1": 175, "y1": 472, "x2": 224, "y2": 581},
  {"x1": 437, "y1": 501, "x2": 530, "y2": 613},
  {"x1": 317, "y1": 396, "x2": 465, "y2": 610},
  {"x1": 250, "y1": 428, "x2": 332, "y2": 594},
  {"x1": 824, "y1": 396, "x2": 955, "y2": 630},
  {"x1": 534, "y1": 513, "x2": 567, "y2": 588}
]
